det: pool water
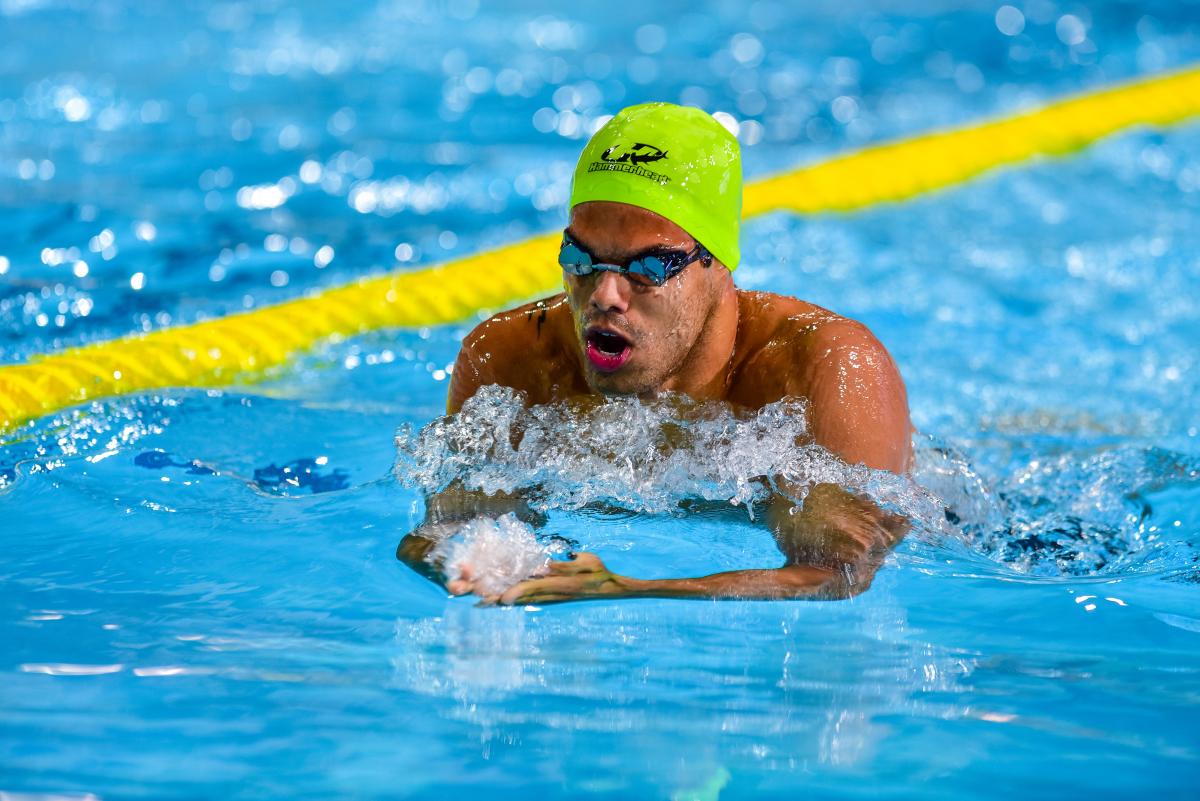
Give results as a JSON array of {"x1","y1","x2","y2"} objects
[{"x1": 2, "y1": 1, "x2": 1199, "y2": 798}]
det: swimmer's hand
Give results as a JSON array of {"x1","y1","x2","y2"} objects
[
  {"x1": 444, "y1": 561, "x2": 554, "y2": 598},
  {"x1": 479, "y1": 552, "x2": 627, "y2": 606}
]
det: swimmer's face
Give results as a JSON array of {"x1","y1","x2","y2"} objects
[{"x1": 564, "y1": 201, "x2": 725, "y2": 396}]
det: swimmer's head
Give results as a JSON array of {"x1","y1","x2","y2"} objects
[
  {"x1": 568, "y1": 102, "x2": 742, "y2": 270},
  {"x1": 563, "y1": 104, "x2": 743, "y2": 396},
  {"x1": 563, "y1": 201, "x2": 734, "y2": 396}
]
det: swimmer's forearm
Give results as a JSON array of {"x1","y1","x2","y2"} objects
[
  {"x1": 615, "y1": 564, "x2": 859, "y2": 601},
  {"x1": 767, "y1": 483, "x2": 909, "y2": 571},
  {"x1": 497, "y1": 560, "x2": 863, "y2": 605}
]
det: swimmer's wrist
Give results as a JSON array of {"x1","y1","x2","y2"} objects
[
  {"x1": 609, "y1": 576, "x2": 721, "y2": 600},
  {"x1": 611, "y1": 575, "x2": 655, "y2": 597}
]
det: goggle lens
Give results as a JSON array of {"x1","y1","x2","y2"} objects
[
  {"x1": 558, "y1": 233, "x2": 705, "y2": 287},
  {"x1": 558, "y1": 240, "x2": 593, "y2": 275},
  {"x1": 629, "y1": 254, "x2": 667, "y2": 284}
]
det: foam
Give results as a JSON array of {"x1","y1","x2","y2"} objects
[
  {"x1": 396, "y1": 386, "x2": 1200, "y2": 580},
  {"x1": 429, "y1": 513, "x2": 557, "y2": 596},
  {"x1": 395, "y1": 385, "x2": 941, "y2": 521}
]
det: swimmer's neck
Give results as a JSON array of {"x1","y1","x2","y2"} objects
[{"x1": 648, "y1": 279, "x2": 742, "y2": 401}]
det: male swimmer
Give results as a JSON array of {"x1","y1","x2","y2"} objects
[{"x1": 398, "y1": 102, "x2": 913, "y2": 604}]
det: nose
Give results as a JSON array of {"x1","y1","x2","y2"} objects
[{"x1": 587, "y1": 270, "x2": 631, "y2": 315}]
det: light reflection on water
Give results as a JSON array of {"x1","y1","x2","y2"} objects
[{"x1": 3, "y1": 0, "x2": 1198, "y2": 359}]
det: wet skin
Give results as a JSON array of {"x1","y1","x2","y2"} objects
[{"x1": 397, "y1": 200, "x2": 914, "y2": 604}]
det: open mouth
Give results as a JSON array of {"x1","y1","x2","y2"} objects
[{"x1": 585, "y1": 327, "x2": 633, "y2": 372}]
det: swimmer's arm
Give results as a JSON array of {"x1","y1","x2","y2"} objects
[
  {"x1": 399, "y1": 326, "x2": 511, "y2": 586},
  {"x1": 491, "y1": 322, "x2": 914, "y2": 605},
  {"x1": 742, "y1": 319, "x2": 914, "y2": 590},
  {"x1": 490, "y1": 484, "x2": 906, "y2": 605},
  {"x1": 493, "y1": 556, "x2": 852, "y2": 604},
  {"x1": 446, "y1": 325, "x2": 491, "y2": 414}
]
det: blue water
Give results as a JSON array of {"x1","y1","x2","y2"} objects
[{"x1": 3, "y1": 1, "x2": 1200, "y2": 798}]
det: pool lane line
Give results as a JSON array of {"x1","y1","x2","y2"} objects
[{"x1": 2, "y1": 64, "x2": 1198, "y2": 434}]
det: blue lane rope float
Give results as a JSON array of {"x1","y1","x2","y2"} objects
[{"x1": 2, "y1": 65, "x2": 1199, "y2": 433}]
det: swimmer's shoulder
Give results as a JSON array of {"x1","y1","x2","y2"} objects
[
  {"x1": 730, "y1": 290, "x2": 893, "y2": 399},
  {"x1": 447, "y1": 294, "x2": 581, "y2": 412},
  {"x1": 731, "y1": 290, "x2": 912, "y2": 470},
  {"x1": 733, "y1": 289, "x2": 852, "y2": 362},
  {"x1": 735, "y1": 290, "x2": 842, "y2": 338}
]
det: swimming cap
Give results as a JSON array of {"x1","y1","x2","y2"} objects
[{"x1": 569, "y1": 103, "x2": 742, "y2": 270}]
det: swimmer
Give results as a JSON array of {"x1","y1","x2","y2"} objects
[{"x1": 398, "y1": 102, "x2": 913, "y2": 604}]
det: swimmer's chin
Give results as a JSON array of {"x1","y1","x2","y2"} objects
[{"x1": 582, "y1": 363, "x2": 662, "y2": 397}]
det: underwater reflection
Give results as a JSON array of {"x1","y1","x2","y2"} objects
[{"x1": 390, "y1": 572, "x2": 984, "y2": 777}]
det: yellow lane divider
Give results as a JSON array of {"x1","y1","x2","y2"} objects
[
  {"x1": 744, "y1": 65, "x2": 1200, "y2": 215},
  {"x1": 2, "y1": 65, "x2": 1199, "y2": 433}
]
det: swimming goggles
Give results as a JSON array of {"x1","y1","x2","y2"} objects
[{"x1": 558, "y1": 230, "x2": 712, "y2": 287}]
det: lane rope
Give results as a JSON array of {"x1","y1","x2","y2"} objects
[{"x1": 2, "y1": 65, "x2": 1199, "y2": 433}]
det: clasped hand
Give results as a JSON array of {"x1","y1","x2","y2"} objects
[{"x1": 448, "y1": 551, "x2": 626, "y2": 606}]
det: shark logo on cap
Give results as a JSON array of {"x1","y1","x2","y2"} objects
[{"x1": 599, "y1": 142, "x2": 669, "y2": 166}]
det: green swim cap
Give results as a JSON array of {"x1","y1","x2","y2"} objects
[{"x1": 569, "y1": 102, "x2": 742, "y2": 270}]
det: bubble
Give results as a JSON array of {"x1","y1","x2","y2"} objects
[
  {"x1": 327, "y1": 107, "x2": 356, "y2": 136},
  {"x1": 831, "y1": 96, "x2": 859, "y2": 123},
  {"x1": 230, "y1": 118, "x2": 252, "y2": 141},
  {"x1": 635, "y1": 24, "x2": 667, "y2": 55},
  {"x1": 63, "y1": 95, "x2": 91, "y2": 122},
  {"x1": 628, "y1": 57, "x2": 658, "y2": 85},
  {"x1": 277, "y1": 124, "x2": 301, "y2": 150},
  {"x1": 1056, "y1": 14, "x2": 1087, "y2": 47},
  {"x1": 464, "y1": 66, "x2": 492, "y2": 93},
  {"x1": 995, "y1": 5, "x2": 1025, "y2": 37},
  {"x1": 954, "y1": 63, "x2": 984, "y2": 94},
  {"x1": 730, "y1": 33, "x2": 764, "y2": 66},
  {"x1": 532, "y1": 107, "x2": 558, "y2": 133},
  {"x1": 495, "y1": 68, "x2": 523, "y2": 96},
  {"x1": 739, "y1": 119, "x2": 764, "y2": 146}
]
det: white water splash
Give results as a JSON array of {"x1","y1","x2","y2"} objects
[
  {"x1": 430, "y1": 513, "x2": 557, "y2": 596},
  {"x1": 395, "y1": 385, "x2": 1200, "y2": 580},
  {"x1": 394, "y1": 385, "x2": 942, "y2": 522}
]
